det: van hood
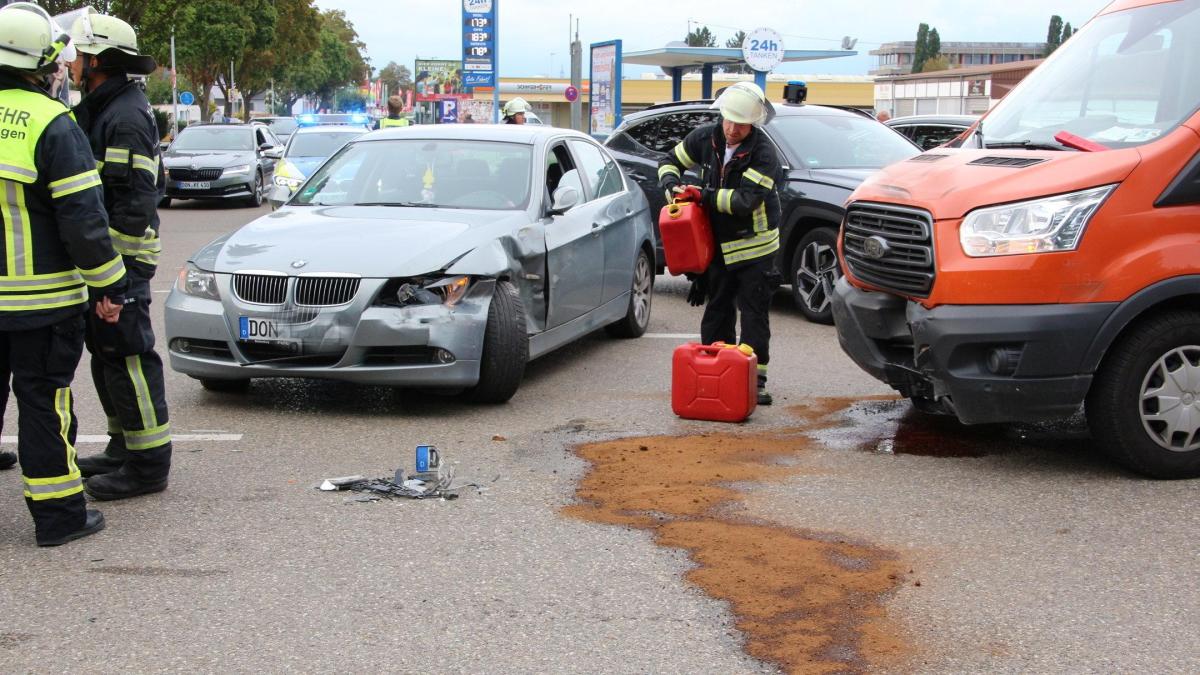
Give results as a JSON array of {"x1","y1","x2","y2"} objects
[
  {"x1": 850, "y1": 146, "x2": 1143, "y2": 219},
  {"x1": 201, "y1": 205, "x2": 531, "y2": 277}
]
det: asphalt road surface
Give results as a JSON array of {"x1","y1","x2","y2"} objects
[{"x1": 1, "y1": 199, "x2": 1198, "y2": 672}]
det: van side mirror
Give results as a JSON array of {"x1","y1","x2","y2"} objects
[{"x1": 547, "y1": 185, "x2": 581, "y2": 216}]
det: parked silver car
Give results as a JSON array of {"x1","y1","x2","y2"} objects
[
  {"x1": 165, "y1": 125, "x2": 656, "y2": 402},
  {"x1": 162, "y1": 123, "x2": 283, "y2": 208}
]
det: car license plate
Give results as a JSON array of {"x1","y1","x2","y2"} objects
[
  {"x1": 178, "y1": 181, "x2": 211, "y2": 190},
  {"x1": 239, "y1": 316, "x2": 285, "y2": 341}
]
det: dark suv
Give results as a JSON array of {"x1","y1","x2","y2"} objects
[{"x1": 605, "y1": 101, "x2": 919, "y2": 323}]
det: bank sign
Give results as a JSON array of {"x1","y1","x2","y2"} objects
[{"x1": 462, "y1": 0, "x2": 496, "y2": 89}]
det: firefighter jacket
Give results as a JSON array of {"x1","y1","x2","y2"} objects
[
  {"x1": 0, "y1": 73, "x2": 126, "y2": 331},
  {"x1": 658, "y1": 121, "x2": 782, "y2": 268},
  {"x1": 74, "y1": 74, "x2": 163, "y2": 275}
]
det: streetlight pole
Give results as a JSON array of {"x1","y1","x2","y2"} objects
[{"x1": 170, "y1": 26, "x2": 179, "y2": 136}]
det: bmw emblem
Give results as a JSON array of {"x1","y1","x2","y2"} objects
[
  {"x1": 291, "y1": 260, "x2": 307, "y2": 269},
  {"x1": 862, "y1": 236, "x2": 890, "y2": 259}
]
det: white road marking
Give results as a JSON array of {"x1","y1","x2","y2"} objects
[
  {"x1": 642, "y1": 333, "x2": 701, "y2": 339},
  {"x1": 153, "y1": 290, "x2": 171, "y2": 294},
  {"x1": 1, "y1": 433, "x2": 243, "y2": 444}
]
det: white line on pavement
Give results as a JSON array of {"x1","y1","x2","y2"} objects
[
  {"x1": 1, "y1": 433, "x2": 243, "y2": 444},
  {"x1": 642, "y1": 333, "x2": 701, "y2": 339}
]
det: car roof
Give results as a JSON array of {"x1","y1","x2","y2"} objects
[
  {"x1": 885, "y1": 114, "x2": 978, "y2": 126},
  {"x1": 359, "y1": 124, "x2": 591, "y2": 144},
  {"x1": 620, "y1": 101, "x2": 870, "y2": 126},
  {"x1": 291, "y1": 125, "x2": 364, "y2": 135}
]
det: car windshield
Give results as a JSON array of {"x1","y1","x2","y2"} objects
[
  {"x1": 172, "y1": 127, "x2": 253, "y2": 151},
  {"x1": 293, "y1": 139, "x2": 533, "y2": 210},
  {"x1": 771, "y1": 116, "x2": 919, "y2": 169},
  {"x1": 980, "y1": 2, "x2": 1200, "y2": 149},
  {"x1": 287, "y1": 131, "x2": 362, "y2": 158},
  {"x1": 267, "y1": 118, "x2": 298, "y2": 136}
]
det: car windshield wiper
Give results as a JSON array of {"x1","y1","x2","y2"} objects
[
  {"x1": 352, "y1": 201, "x2": 439, "y2": 207},
  {"x1": 983, "y1": 140, "x2": 1067, "y2": 151}
]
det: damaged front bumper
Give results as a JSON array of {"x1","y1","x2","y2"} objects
[
  {"x1": 830, "y1": 277, "x2": 1115, "y2": 425},
  {"x1": 165, "y1": 276, "x2": 496, "y2": 387}
]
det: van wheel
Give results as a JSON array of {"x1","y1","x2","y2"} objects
[
  {"x1": 790, "y1": 227, "x2": 840, "y2": 325},
  {"x1": 464, "y1": 281, "x2": 528, "y2": 403},
  {"x1": 1087, "y1": 310, "x2": 1200, "y2": 478},
  {"x1": 606, "y1": 248, "x2": 653, "y2": 338}
]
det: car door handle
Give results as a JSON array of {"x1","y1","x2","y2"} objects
[{"x1": 627, "y1": 170, "x2": 648, "y2": 181}]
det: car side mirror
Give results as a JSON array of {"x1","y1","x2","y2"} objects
[
  {"x1": 547, "y1": 185, "x2": 581, "y2": 216},
  {"x1": 267, "y1": 185, "x2": 292, "y2": 210},
  {"x1": 262, "y1": 146, "x2": 283, "y2": 159},
  {"x1": 259, "y1": 142, "x2": 274, "y2": 152}
]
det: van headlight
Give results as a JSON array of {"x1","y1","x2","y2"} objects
[
  {"x1": 959, "y1": 185, "x2": 1116, "y2": 257},
  {"x1": 176, "y1": 263, "x2": 220, "y2": 300}
]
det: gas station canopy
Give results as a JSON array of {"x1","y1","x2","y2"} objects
[{"x1": 622, "y1": 46, "x2": 857, "y2": 101}]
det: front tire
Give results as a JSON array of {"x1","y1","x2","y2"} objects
[
  {"x1": 244, "y1": 172, "x2": 263, "y2": 207},
  {"x1": 790, "y1": 227, "x2": 841, "y2": 325},
  {"x1": 606, "y1": 248, "x2": 653, "y2": 338},
  {"x1": 464, "y1": 281, "x2": 528, "y2": 403},
  {"x1": 1087, "y1": 310, "x2": 1200, "y2": 478}
]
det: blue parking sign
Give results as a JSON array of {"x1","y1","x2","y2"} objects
[{"x1": 440, "y1": 99, "x2": 459, "y2": 123}]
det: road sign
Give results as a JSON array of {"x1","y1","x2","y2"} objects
[
  {"x1": 742, "y1": 28, "x2": 785, "y2": 72},
  {"x1": 179, "y1": 90, "x2": 195, "y2": 106},
  {"x1": 564, "y1": 85, "x2": 578, "y2": 102}
]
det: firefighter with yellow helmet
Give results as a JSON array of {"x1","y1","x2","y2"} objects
[
  {"x1": 657, "y1": 81, "x2": 781, "y2": 405},
  {"x1": 67, "y1": 11, "x2": 173, "y2": 501},
  {"x1": 502, "y1": 97, "x2": 531, "y2": 124},
  {"x1": 0, "y1": 2, "x2": 128, "y2": 545}
]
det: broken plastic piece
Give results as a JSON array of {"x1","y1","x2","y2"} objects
[{"x1": 319, "y1": 475, "x2": 366, "y2": 491}]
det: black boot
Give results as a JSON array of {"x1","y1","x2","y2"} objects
[
  {"x1": 36, "y1": 509, "x2": 105, "y2": 547},
  {"x1": 83, "y1": 464, "x2": 167, "y2": 501},
  {"x1": 77, "y1": 436, "x2": 130, "y2": 478},
  {"x1": 0, "y1": 450, "x2": 15, "y2": 470},
  {"x1": 757, "y1": 387, "x2": 773, "y2": 406}
]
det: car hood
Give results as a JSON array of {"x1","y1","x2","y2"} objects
[
  {"x1": 201, "y1": 205, "x2": 532, "y2": 277},
  {"x1": 800, "y1": 168, "x2": 877, "y2": 191},
  {"x1": 850, "y1": 146, "x2": 1143, "y2": 219},
  {"x1": 164, "y1": 151, "x2": 256, "y2": 169}
]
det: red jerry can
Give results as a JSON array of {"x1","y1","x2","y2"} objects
[
  {"x1": 658, "y1": 199, "x2": 714, "y2": 276},
  {"x1": 672, "y1": 342, "x2": 758, "y2": 422}
]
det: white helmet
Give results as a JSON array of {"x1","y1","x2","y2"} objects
[
  {"x1": 712, "y1": 82, "x2": 773, "y2": 126},
  {"x1": 70, "y1": 11, "x2": 156, "y2": 74},
  {"x1": 0, "y1": 2, "x2": 71, "y2": 74},
  {"x1": 502, "y1": 97, "x2": 531, "y2": 118}
]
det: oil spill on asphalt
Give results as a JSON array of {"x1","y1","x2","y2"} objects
[
  {"x1": 564, "y1": 398, "x2": 911, "y2": 674},
  {"x1": 821, "y1": 398, "x2": 1091, "y2": 458}
]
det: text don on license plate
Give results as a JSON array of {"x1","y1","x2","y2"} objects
[
  {"x1": 239, "y1": 316, "x2": 285, "y2": 341},
  {"x1": 178, "y1": 181, "x2": 210, "y2": 190}
]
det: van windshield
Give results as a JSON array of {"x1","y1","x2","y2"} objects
[{"x1": 980, "y1": 2, "x2": 1200, "y2": 150}]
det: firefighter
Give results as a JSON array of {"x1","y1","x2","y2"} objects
[
  {"x1": 67, "y1": 12, "x2": 172, "y2": 500},
  {"x1": 657, "y1": 82, "x2": 781, "y2": 405},
  {"x1": 375, "y1": 94, "x2": 409, "y2": 129},
  {"x1": 0, "y1": 2, "x2": 127, "y2": 545},
  {"x1": 502, "y1": 97, "x2": 531, "y2": 124}
]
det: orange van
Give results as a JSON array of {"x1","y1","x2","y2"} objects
[{"x1": 832, "y1": 0, "x2": 1200, "y2": 478}]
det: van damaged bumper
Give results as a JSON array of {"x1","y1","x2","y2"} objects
[{"x1": 831, "y1": 278, "x2": 1116, "y2": 425}]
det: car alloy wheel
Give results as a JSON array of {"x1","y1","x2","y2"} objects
[
  {"x1": 1139, "y1": 345, "x2": 1200, "y2": 452},
  {"x1": 631, "y1": 252, "x2": 652, "y2": 329},
  {"x1": 791, "y1": 228, "x2": 841, "y2": 324}
]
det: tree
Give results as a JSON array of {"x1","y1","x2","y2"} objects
[
  {"x1": 1062, "y1": 22, "x2": 1074, "y2": 43},
  {"x1": 1045, "y1": 15, "x2": 1064, "y2": 56},
  {"x1": 171, "y1": 1, "x2": 259, "y2": 122},
  {"x1": 686, "y1": 25, "x2": 716, "y2": 48},
  {"x1": 234, "y1": 0, "x2": 319, "y2": 120},
  {"x1": 378, "y1": 61, "x2": 413, "y2": 98},
  {"x1": 210, "y1": 0, "x2": 278, "y2": 120},
  {"x1": 722, "y1": 31, "x2": 752, "y2": 74},
  {"x1": 922, "y1": 55, "x2": 950, "y2": 72},
  {"x1": 928, "y1": 28, "x2": 941, "y2": 62},
  {"x1": 912, "y1": 23, "x2": 930, "y2": 74}
]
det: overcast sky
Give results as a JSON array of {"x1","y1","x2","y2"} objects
[{"x1": 317, "y1": 0, "x2": 1111, "y2": 78}]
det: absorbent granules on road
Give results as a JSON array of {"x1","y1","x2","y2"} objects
[{"x1": 564, "y1": 399, "x2": 911, "y2": 674}]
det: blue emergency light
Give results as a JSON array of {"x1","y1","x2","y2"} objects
[{"x1": 297, "y1": 114, "x2": 318, "y2": 126}]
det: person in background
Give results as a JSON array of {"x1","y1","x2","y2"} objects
[
  {"x1": 876, "y1": 109, "x2": 892, "y2": 123},
  {"x1": 502, "y1": 97, "x2": 531, "y2": 124},
  {"x1": 375, "y1": 95, "x2": 409, "y2": 129},
  {"x1": 656, "y1": 82, "x2": 782, "y2": 405}
]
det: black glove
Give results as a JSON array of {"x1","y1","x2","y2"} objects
[
  {"x1": 699, "y1": 186, "x2": 716, "y2": 206},
  {"x1": 686, "y1": 272, "x2": 708, "y2": 307}
]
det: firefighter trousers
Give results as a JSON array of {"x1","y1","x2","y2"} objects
[
  {"x1": 700, "y1": 255, "x2": 773, "y2": 386},
  {"x1": 0, "y1": 313, "x2": 88, "y2": 541},
  {"x1": 85, "y1": 270, "x2": 171, "y2": 480}
]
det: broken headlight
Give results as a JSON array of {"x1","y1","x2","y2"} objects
[{"x1": 379, "y1": 275, "x2": 472, "y2": 307}]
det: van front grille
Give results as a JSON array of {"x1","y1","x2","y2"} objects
[{"x1": 842, "y1": 203, "x2": 935, "y2": 297}]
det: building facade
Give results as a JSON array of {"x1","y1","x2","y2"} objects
[
  {"x1": 870, "y1": 41, "x2": 1045, "y2": 77},
  {"x1": 874, "y1": 59, "x2": 1044, "y2": 117}
]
